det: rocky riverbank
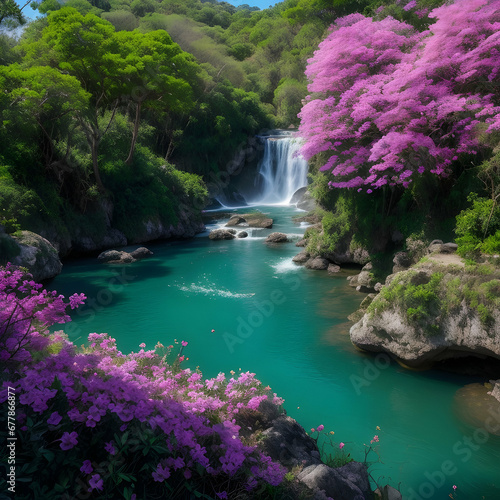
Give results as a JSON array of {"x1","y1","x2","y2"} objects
[
  {"x1": 0, "y1": 207, "x2": 205, "y2": 280},
  {"x1": 349, "y1": 250, "x2": 500, "y2": 373},
  {"x1": 251, "y1": 400, "x2": 396, "y2": 500}
]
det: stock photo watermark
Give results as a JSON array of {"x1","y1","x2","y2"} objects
[
  {"x1": 223, "y1": 272, "x2": 302, "y2": 354},
  {"x1": 5, "y1": 386, "x2": 17, "y2": 495}
]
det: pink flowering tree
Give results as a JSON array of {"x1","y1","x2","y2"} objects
[{"x1": 299, "y1": 0, "x2": 500, "y2": 192}]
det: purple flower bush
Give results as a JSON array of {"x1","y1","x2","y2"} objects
[
  {"x1": 299, "y1": 0, "x2": 500, "y2": 191},
  {"x1": 0, "y1": 265, "x2": 286, "y2": 499}
]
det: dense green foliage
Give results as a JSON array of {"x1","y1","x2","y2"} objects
[
  {"x1": 1, "y1": 0, "x2": 498, "y2": 264},
  {"x1": 368, "y1": 265, "x2": 500, "y2": 334}
]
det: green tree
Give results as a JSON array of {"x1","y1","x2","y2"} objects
[
  {"x1": 25, "y1": 8, "x2": 129, "y2": 191},
  {"x1": 0, "y1": 64, "x2": 90, "y2": 172},
  {"x1": 114, "y1": 29, "x2": 198, "y2": 164},
  {"x1": 0, "y1": 0, "x2": 30, "y2": 27}
]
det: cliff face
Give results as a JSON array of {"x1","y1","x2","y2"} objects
[{"x1": 350, "y1": 257, "x2": 500, "y2": 369}]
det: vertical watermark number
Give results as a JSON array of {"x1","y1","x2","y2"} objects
[{"x1": 6, "y1": 386, "x2": 16, "y2": 494}]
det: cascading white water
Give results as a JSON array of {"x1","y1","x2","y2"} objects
[{"x1": 248, "y1": 135, "x2": 309, "y2": 205}]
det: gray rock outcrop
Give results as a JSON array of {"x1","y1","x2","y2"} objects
[
  {"x1": 11, "y1": 231, "x2": 63, "y2": 281},
  {"x1": 305, "y1": 257, "x2": 330, "y2": 270},
  {"x1": 259, "y1": 413, "x2": 372, "y2": 500},
  {"x1": 350, "y1": 264, "x2": 500, "y2": 369}
]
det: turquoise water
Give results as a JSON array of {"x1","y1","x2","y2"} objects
[{"x1": 49, "y1": 205, "x2": 500, "y2": 499}]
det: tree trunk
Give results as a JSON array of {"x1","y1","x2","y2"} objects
[
  {"x1": 125, "y1": 100, "x2": 142, "y2": 165},
  {"x1": 91, "y1": 136, "x2": 105, "y2": 193}
]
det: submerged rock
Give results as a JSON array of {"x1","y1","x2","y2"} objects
[
  {"x1": 11, "y1": 231, "x2": 63, "y2": 281},
  {"x1": 454, "y1": 383, "x2": 500, "y2": 436}
]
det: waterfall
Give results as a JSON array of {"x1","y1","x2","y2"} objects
[{"x1": 248, "y1": 134, "x2": 309, "y2": 205}]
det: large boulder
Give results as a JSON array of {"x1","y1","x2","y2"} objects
[
  {"x1": 350, "y1": 263, "x2": 500, "y2": 369},
  {"x1": 208, "y1": 229, "x2": 236, "y2": 240},
  {"x1": 260, "y1": 415, "x2": 321, "y2": 468},
  {"x1": 254, "y1": 403, "x2": 374, "y2": 499},
  {"x1": 265, "y1": 232, "x2": 289, "y2": 243},
  {"x1": 97, "y1": 250, "x2": 135, "y2": 264},
  {"x1": 226, "y1": 212, "x2": 273, "y2": 229},
  {"x1": 293, "y1": 251, "x2": 310, "y2": 264},
  {"x1": 298, "y1": 462, "x2": 372, "y2": 500},
  {"x1": 130, "y1": 247, "x2": 153, "y2": 260},
  {"x1": 11, "y1": 231, "x2": 63, "y2": 281}
]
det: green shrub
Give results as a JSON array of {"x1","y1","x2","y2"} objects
[{"x1": 455, "y1": 194, "x2": 500, "y2": 258}]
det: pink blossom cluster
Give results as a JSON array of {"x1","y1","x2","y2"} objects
[
  {"x1": 0, "y1": 264, "x2": 86, "y2": 363},
  {"x1": 299, "y1": 0, "x2": 500, "y2": 190},
  {"x1": 0, "y1": 265, "x2": 286, "y2": 497}
]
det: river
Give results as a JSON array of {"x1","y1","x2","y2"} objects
[{"x1": 49, "y1": 204, "x2": 500, "y2": 499}]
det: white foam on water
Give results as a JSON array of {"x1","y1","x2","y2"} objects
[
  {"x1": 179, "y1": 284, "x2": 255, "y2": 299},
  {"x1": 272, "y1": 258, "x2": 301, "y2": 274}
]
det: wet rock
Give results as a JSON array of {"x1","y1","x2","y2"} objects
[
  {"x1": 265, "y1": 232, "x2": 289, "y2": 243},
  {"x1": 208, "y1": 229, "x2": 236, "y2": 240},
  {"x1": 130, "y1": 247, "x2": 153, "y2": 260},
  {"x1": 237, "y1": 231, "x2": 248, "y2": 238},
  {"x1": 226, "y1": 215, "x2": 247, "y2": 226},
  {"x1": 293, "y1": 251, "x2": 310, "y2": 264},
  {"x1": 98, "y1": 250, "x2": 135, "y2": 264}
]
